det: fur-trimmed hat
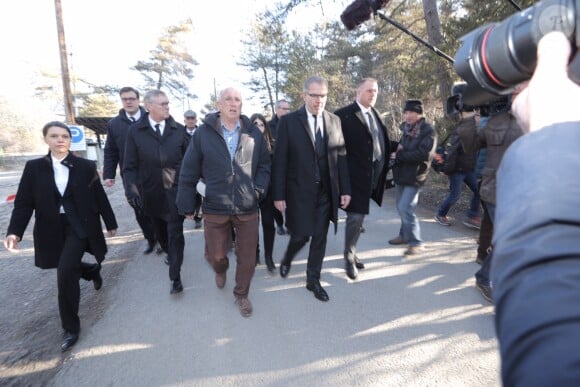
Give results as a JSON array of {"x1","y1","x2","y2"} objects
[{"x1": 403, "y1": 99, "x2": 423, "y2": 114}]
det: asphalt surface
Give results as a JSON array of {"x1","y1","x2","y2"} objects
[{"x1": 43, "y1": 186, "x2": 499, "y2": 386}]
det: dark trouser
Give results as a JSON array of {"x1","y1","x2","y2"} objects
[
  {"x1": 344, "y1": 212, "x2": 365, "y2": 264},
  {"x1": 476, "y1": 202, "x2": 496, "y2": 286},
  {"x1": 283, "y1": 186, "x2": 331, "y2": 282},
  {"x1": 193, "y1": 193, "x2": 203, "y2": 221},
  {"x1": 151, "y1": 214, "x2": 185, "y2": 281},
  {"x1": 133, "y1": 206, "x2": 156, "y2": 244},
  {"x1": 259, "y1": 193, "x2": 276, "y2": 259},
  {"x1": 273, "y1": 208, "x2": 284, "y2": 228},
  {"x1": 477, "y1": 205, "x2": 493, "y2": 260},
  {"x1": 437, "y1": 171, "x2": 480, "y2": 218},
  {"x1": 57, "y1": 215, "x2": 100, "y2": 334},
  {"x1": 204, "y1": 212, "x2": 259, "y2": 299}
]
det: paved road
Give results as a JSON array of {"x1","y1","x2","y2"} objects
[{"x1": 43, "y1": 189, "x2": 499, "y2": 386}]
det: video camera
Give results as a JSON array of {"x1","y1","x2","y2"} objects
[
  {"x1": 454, "y1": 0, "x2": 579, "y2": 106},
  {"x1": 341, "y1": 0, "x2": 580, "y2": 108},
  {"x1": 445, "y1": 82, "x2": 477, "y2": 116},
  {"x1": 445, "y1": 81, "x2": 511, "y2": 117}
]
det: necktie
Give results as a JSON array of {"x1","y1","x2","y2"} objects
[
  {"x1": 130, "y1": 116, "x2": 136, "y2": 122},
  {"x1": 154, "y1": 123, "x2": 161, "y2": 137},
  {"x1": 367, "y1": 112, "x2": 382, "y2": 161},
  {"x1": 313, "y1": 115, "x2": 322, "y2": 154}
]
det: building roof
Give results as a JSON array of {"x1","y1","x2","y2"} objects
[{"x1": 74, "y1": 117, "x2": 112, "y2": 135}]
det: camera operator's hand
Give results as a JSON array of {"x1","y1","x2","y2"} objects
[{"x1": 512, "y1": 32, "x2": 580, "y2": 133}]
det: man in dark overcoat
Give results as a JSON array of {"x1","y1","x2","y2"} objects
[
  {"x1": 335, "y1": 77, "x2": 393, "y2": 280},
  {"x1": 272, "y1": 75, "x2": 351, "y2": 302},
  {"x1": 123, "y1": 90, "x2": 189, "y2": 294},
  {"x1": 103, "y1": 87, "x2": 156, "y2": 254}
]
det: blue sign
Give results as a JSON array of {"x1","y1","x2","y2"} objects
[{"x1": 68, "y1": 125, "x2": 86, "y2": 151}]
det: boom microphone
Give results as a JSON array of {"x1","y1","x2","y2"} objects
[{"x1": 341, "y1": 0, "x2": 390, "y2": 30}]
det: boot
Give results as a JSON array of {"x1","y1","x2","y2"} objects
[{"x1": 265, "y1": 256, "x2": 276, "y2": 273}]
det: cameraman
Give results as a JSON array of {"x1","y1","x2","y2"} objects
[
  {"x1": 434, "y1": 109, "x2": 481, "y2": 229},
  {"x1": 458, "y1": 93, "x2": 524, "y2": 303},
  {"x1": 493, "y1": 31, "x2": 580, "y2": 385}
]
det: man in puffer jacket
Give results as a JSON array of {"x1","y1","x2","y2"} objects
[{"x1": 176, "y1": 86, "x2": 270, "y2": 318}]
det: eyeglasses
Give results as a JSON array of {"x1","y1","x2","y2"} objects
[
  {"x1": 308, "y1": 94, "x2": 327, "y2": 99},
  {"x1": 153, "y1": 102, "x2": 170, "y2": 107},
  {"x1": 253, "y1": 121, "x2": 265, "y2": 127},
  {"x1": 121, "y1": 97, "x2": 137, "y2": 102}
]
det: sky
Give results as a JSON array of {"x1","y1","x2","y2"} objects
[{"x1": 1, "y1": 0, "x2": 348, "y2": 122}]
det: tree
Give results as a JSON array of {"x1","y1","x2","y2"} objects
[
  {"x1": 239, "y1": 6, "x2": 290, "y2": 116},
  {"x1": 0, "y1": 97, "x2": 44, "y2": 154},
  {"x1": 422, "y1": 0, "x2": 452, "y2": 112},
  {"x1": 132, "y1": 19, "x2": 199, "y2": 108},
  {"x1": 76, "y1": 94, "x2": 117, "y2": 117}
]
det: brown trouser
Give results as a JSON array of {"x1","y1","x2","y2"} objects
[{"x1": 204, "y1": 212, "x2": 259, "y2": 298}]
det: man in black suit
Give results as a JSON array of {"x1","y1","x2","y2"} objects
[
  {"x1": 103, "y1": 87, "x2": 157, "y2": 254},
  {"x1": 123, "y1": 90, "x2": 189, "y2": 294},
  {"x1": 272, "y1": 76, "x2": 351, "y2": 302},
  {"x1": 335, "y1": 77, "x2": 392, "y2": 280}
]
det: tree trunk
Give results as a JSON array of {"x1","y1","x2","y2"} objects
[{"x1": 422, "y1": 0, "x2": 452, "y2": 112}]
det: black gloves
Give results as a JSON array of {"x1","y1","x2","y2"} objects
[{"x1": 127, "y1": 196, "x2": 143, "y2": 212}]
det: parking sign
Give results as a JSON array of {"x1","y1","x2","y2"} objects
[{"x1": 68, "y1": 125, "x2": 86, "y2": 151}]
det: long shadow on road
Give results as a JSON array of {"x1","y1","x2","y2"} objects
[{"x1": 44, "y1": 190, "x2": 499, "y2": 387}]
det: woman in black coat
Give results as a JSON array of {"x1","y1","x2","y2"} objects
[
  {"x1": 4, "y1": 121, "x2": 118, "y2": 352},
  {"x1": 250, "y1": 113, "x2": 276, "y2": 273}
]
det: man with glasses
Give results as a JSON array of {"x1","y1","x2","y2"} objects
[
  {"x1": 123, "y1": 90, "x2": 190, "y2": 295},
  {"x1": 273, "y1": 76, "x2": 351, "y2": 302},
  {"x1": 104, "y1": 87, "x2": 157, "y2": 255}
]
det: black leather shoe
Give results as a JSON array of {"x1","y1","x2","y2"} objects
[
  {"x1": 345, "y1": 261, "x2": 358, "y2": 280},
  {"x1": 306, "y1": 281, "x2": 329, "y2": 302},
  {"x1": 93, "y1": 270, "x2": 103, "y2": 291},
  {"x1": 171, "y1": 279, "x2": 183, "y2": 294},
  {"x1": 354, "y1": 257, "x2": 365, "y2": 270},
  {"x1": 265, "y1": 257, "x2": 276, "y2": 273},
  {"x1": 279, "y1": 260, "x2": 291, "y2": 278},
  {"x1": 156, "y1": 247, "x2": 164, "y2": 255},
  {"x1": 143, "y1": 241, "x2": 155, "y2": 255},
  {"x1": 276, "y1": 225, "x2": 286, "y2": 235},
  {"x1": 61, "y1": 331, "x2": 79, "y2": 352}
]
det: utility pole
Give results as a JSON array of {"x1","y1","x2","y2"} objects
[{"x1": 54, "y1": 0, "x2": 75, "y2": 124}]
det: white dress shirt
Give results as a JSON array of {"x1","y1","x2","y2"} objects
[{"x1": 51, "y1": 153, "x2": 69, "y2": 213}]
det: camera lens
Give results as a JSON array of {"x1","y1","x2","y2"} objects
[{"x1": 454, "y1": 0, "x2": 575, "y2": 106}]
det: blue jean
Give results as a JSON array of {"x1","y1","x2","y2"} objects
[
  {"x1": 476, "y1": 201, "x2": 495, "y2": 286},
  {"x1": 395, "y1": 184, "x2": 422, "y2": 246},
  {"x1": 437, "y1": 171, "x2": 480, "y2": 218}
]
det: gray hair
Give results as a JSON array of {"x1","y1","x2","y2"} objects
[
  {"x1": 303, "y1": 76, "x2": 328, "y2": 92},
  {"x1": 275, "y1": 99, "x2": 290, "y2": 108},
  {"x1": 143, "y1": 90, "x2": 167, "y2": 104}
]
